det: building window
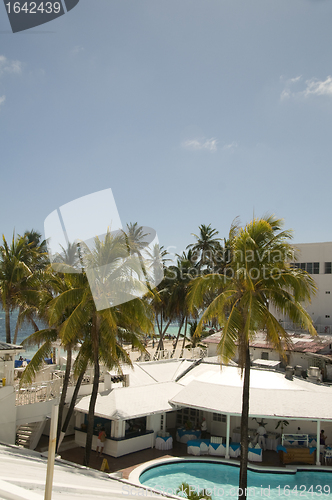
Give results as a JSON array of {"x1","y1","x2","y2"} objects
[
  {"x1": 302, "y1": 262, "x2": 320, "y2": 274},
  {"x1": 326, "y1": 291, "x2": 330, "y2": 294},
  {"x1": 261, "y1": 352, "x2": 269, "y2": 360},
  {"x1": 325, "y1": 262, "x2": 332, "y2": 274},
  {"x1": 212, "y1": 413, "x2": 226, "y2": 422},
  {"x1": 176, "y1": 408, "x2": 200, "y2": 426},
  {"x1": 313, "y1": 262, "x2": 320, "y2": 274},
  {"x1": 326, "y1": 315, "x2": 330, "y2": 318}
]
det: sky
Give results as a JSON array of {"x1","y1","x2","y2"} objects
[{"x1": 1, "y1": 0, "x2": 332, "y2": 261}]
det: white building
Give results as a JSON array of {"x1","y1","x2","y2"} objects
[
  {"x1": 74, "y1": 358, "x2": 332, "y2": 465},
  {"x1": 279, "y1": 242, "x2": 332, "y2": 333}
]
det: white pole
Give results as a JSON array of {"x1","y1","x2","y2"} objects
[
  {"x1": 225, "y1": 414, "x2": 230, "y2": 459},
  {"x1": 316, "y1": 420, "x2": 321, "y2": 466},
  {"x1": 44, "y1": 404, "x2": 59, "y2": 500}
]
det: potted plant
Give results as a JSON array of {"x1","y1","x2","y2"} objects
[{"x1": 275, "y1": 420, "x2": 289, "y2": 435}]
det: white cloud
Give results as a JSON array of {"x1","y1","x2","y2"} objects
[
  {"x1": 303, "y1": 76, "x2": 332, "y2": 97},
  {"x1": 280, "y1": 75, "x2": 332, "y2": 100},
  {"x1": 182, "y1": 138, "x2": 218, "y2": 152},
  {"x1": 222, "y1": 141, "x2": 238, "y2": 152},
  {"x1": 0, "y1": 55, "x2": 22, "y2": 77},
  {"x1": 0, "y1": 95, "x2": 6, "y2": 108}
]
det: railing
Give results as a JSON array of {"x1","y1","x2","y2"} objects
[
  {"x1": 152, "y1": 347, "x2": 207, "y2": 361},
  {"x1": 15, "y1": 378, "x2": 61, "y2": 406},
  {"x1": 279, "y1": 321, "x2": 332, "y2": 335},
  {"x1": 282, "y1": 433, "x2": 309, "y2": 447}
]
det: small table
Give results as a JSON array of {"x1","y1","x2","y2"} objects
[
  {"x1": 229, "y1": 443, "x2": 241, "y2": 458},
  {"x1": 248, "y1": 448, "x2": 262, "y2": 462},
  {"x1": 176, "y1": 428, "x2": 201, "y2": 443},
  {"x1": 187, "y1": 439, "x2": 210, "y2": 456},
  {"x1": 324, "y1": 448, "x2": 332, "y2": 465},
  {"x1": 155, "y1": 435, "x2": 173, "y2": 451},
  {"x1": 266, "y1": 434, "x2": 281, "y2": 451}
]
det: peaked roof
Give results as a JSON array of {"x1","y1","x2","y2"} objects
[
  {"x1": 75, "y1": 381, "x2": 180, "y2": 420},
  {"x1": 169, "y1": 379, "x2": 332, "y2": 420}
]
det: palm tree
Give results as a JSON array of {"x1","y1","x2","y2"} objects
[
  {"x1": 49, "y1": 230, "x2": 154, "y2": 466},
  {"x1": 0, "y1": 234, "x2": 37, "y2": 343},
  {"x1": 20, "y1": 270, "x2": 87, "y2": 446},
  {"x1": 187, "y1": 224, "x2": 222, "y2": 271},
  {"x1": 188, "y1": 216, "x2": 317, "y2": 500}
]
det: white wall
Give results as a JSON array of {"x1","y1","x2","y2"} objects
[
  {"x1": 75, "y1": 429, "x2": 154, "y2": 457},
  {"x1": 0, "y1": 387, "x2": 16, "y2": 444},
  {"x1": 207, "y1": 344, "x2": 218, "y2": 357},
  {"x1": 250, "y1": 347, "x2": 281, "y2": 362},
  {"x1": 16, "y1": 398, "x2": 59, "y2": 427},
  {"x1": 270, "y1": 242, "x2": 332, "y2": 328}
]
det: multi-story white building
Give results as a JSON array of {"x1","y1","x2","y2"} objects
[{"x1": 278, "y1": 242, "x2": 332, "y2": 334}]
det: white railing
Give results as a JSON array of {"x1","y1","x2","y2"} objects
[
  {"x1": 151, "y1": 347, "x2": 207, "y2": 361},
  {"x1": 15, "y1": 378, "x2": 61, "y2": 406},
  {"x1": 279, "y1": 321, "x2": 332, "y2": 335}
]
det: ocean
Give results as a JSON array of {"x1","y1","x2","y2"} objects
[{"x1": 0, "y1": 308, "x2": 182, "y2": 359}]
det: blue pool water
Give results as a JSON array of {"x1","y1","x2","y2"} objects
[{"x1": 140, "y1": 461, "x2": 332, "y2": 500}]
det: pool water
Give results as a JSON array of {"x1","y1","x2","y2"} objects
[{"x1": 139, "y1": 461, "x2": 332, "y2": 500}]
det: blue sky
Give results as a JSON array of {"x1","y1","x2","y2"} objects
[{"x1": 1, "y1": 0, "x2": 332, "y2": 259}]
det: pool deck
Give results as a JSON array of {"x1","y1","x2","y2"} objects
[{"x1": 52, "y1": 438, "x2": 331, "y2": 480}]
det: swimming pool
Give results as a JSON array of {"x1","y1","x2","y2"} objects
[{"x1": 139, "y1": 460, "x2": 332, "y2": 500}]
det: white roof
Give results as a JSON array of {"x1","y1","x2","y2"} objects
[
  {"x1": 252, "y1": 359, "x2": 281, "y2": 367},
  {"x1": 0, "y1": 444, "x2": 162, "y2": 500},
  {"x1": 76, "y1": 360, "x2": 332, "y2": 422},
  {"x1": 105, "y1": 359, "x2": 194, "y2": 387},
  {"x1": 135, "y1": 359, "x2": 194, "y2": 383},
  {"x1": 178, "y1": 363, "x2": 312, "y2": 390},
  {"x1": 75, "y1": 381, "x2": 180, "y2": 419},
  {"x1": 170, "y1": 379, "x2": 332, "y2": 420}
]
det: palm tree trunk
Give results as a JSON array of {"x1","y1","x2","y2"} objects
[
  {"x1": 5, "y1": 305, "x2": 11, "y2": 344},
  {"x1": 171, "y1": 317, "x2": 184, "y2": 357},
  {"x1": 155, "y1": 318, "x2": 172, "y2": 353},
  {"x1": 56, "y1": 346, "x2": 72, "y2": 448},
  {"x1": 84, "y1": 315, "x2": 100, "y2": 467},
  {"x1": 238, "y1": 343, "x2": 251, "y2": 500},
  {"x1": 13, "y1": 306, "x2": 23, "y2": 344},
  {"x1": 59, "y1": 368, "x2": 85, "y2": 445},
  {"x1": 180, "y1": 317, "x2": 188, "y2": 357}
]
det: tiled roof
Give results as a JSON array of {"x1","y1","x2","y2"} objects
[
  {"x1": 203, "y1": 331, "x2": 332, "y2": 356},
  {"x1": 0, "y1": 342, "x2": 23, "y2": 351}
]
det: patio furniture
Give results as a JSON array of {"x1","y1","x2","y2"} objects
[
  {"x1": 155, "y1": 435, "x2": 173, "y2": 451},
  {"x1": 265, "y1": 432, "x2": 280, "y2": 451},
  {"x1": 229, "y1": 443, "x2": 241, "y2": 458},
  {"x1": 248, "y1": 446, "x2": 262, "y2": 462},
  {"x1": 187, "y1": 439, "x2": 210, "y2": 456},
  {"x1": 277, "y1": 444, "x2": 316, "y2": 464},
  {"x1": 324, "y1": 447, "x2": 332, "y2": 465},
  {"x1": 209, "y1": 442, "x2": 226, "y2": 456},
  {"x1": 176, "y1": 427, "x2": 201, "y2": 443}
]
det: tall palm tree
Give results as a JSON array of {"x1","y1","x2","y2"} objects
[
  {"x1": 49, "y1": 230, "x2": 154, "y2": 466},
  {"x1": 188, "y1": 216, "x2": 317, "y2": 500},
  {"x1": 0, "y1": 234, "x2": 37, "y2": 343},
  {"x1": 20, "y1": 270, "x2": 87, "y2": 446},
  {"x1": 187, "y1": 224, "x2": 222, "y2": 271}
]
